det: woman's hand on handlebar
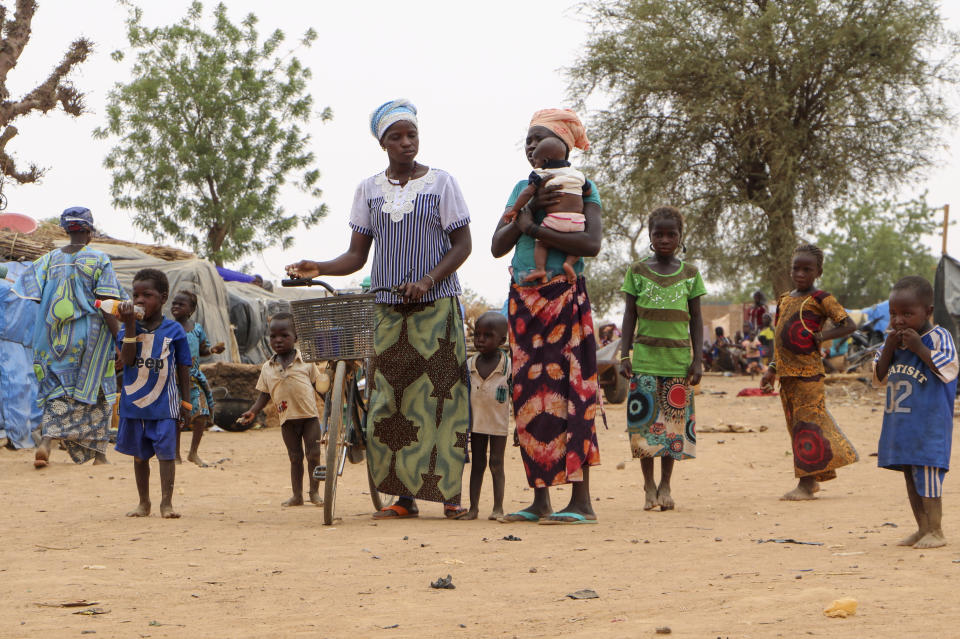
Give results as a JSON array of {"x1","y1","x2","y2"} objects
[
  {"x1": 285, "y1": 260, "x2": 322, "y2": 279},
  {"x1": 395, "y1": 277, "x2": 432, "y2": 302}
]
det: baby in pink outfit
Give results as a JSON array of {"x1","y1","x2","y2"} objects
[{"x1": 502, "y1": 137, "x2": 589, "y2": 283}]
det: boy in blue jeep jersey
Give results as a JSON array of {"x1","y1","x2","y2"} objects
[{"x1": 115, "y1": 268, "x2": 192, "y2": 518}]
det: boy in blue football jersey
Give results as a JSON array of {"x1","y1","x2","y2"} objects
[
  {"x1": 115, "y1": 269, "x2": 192, "y2": 519},
  {"x1": 874, "y1": 276, "x2": 957, "y2": 549}
]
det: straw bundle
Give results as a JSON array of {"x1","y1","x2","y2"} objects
[
  {"x1": 0, "y1": 228, "x2": 52, "y2": 261},
  {"x1": 32, "y1": 221, "x2": 195, "y2": 261}
]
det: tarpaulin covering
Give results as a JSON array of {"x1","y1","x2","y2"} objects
[{"x1": 934, "y1": 254, "x2": 960, "y2": 347}]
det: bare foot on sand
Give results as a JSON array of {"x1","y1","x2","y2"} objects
[
  {"x1": 33, "y1": 438, "x2": 51, "y2": 468},
  {"x1": 643, "y1": 484, "x2": 658, "y2": 511},
  {"x1": 160, "y1": 503, "x2": 181, "y2": 519},
  {"x1": 898, "y1": 530, "x2": 924, "y2": 546},
  {"x1": 126, "y1": 502, "x2": 151, "y2": 517},
  {"x1": 308, "y1": 492, "x2": 323, "y2": 506},
  {"x1": 913, "y1": 532, "x2": 946, "y2": 549},
  {"x1": 488, "y1": 507, "x2": 504, "y2": 521},
  {"x1": 781, "y1": 478, "x2": 819, "y2": 501},
  {"x1": 657, "y1": 485, "x2": 675, "y2": 510},
  {"x1": 93, "y1": 452, "x2": 109, "y2": 465},
  {"x1": 456, "y1": 509, "x2": 478, "y2": 520},
  {"x1": 175, "y1": 456, "x2": 183, "y2": 465},
  {"x1": 187, "y1": 453, "x2": 209, "y2": 468},
  {"x1": 282, "y1": 495, "x2": 304, "y2": 507}
]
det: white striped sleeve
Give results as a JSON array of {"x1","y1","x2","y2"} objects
[
  {"x1": 871, "y1": 348, "x2": 886, "y2": 387},
  {"x1": 348, "y1": 179, "x2": 373, "y2": 236},
  {"x1": 929, "y1": 326, "x2": 958, "y2": 383},
  {"x1": 437, "y1": 172, "x2": 470, "y2": 233}
]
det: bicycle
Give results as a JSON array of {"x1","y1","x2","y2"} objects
[{"x1": 281, "y1": 277, "x2": 394, "y2": 525}]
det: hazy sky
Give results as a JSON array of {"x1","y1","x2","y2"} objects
[{"x1": 6, "y1": 1, "x2": 960, "y2": 319}]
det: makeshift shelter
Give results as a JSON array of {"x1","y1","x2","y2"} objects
[
  {"x1": 935, "y1": 254, "x2": 960, "y2": 347},
  {"x1": 92, "y1": 243, "x2": 237, "y2": 364}
]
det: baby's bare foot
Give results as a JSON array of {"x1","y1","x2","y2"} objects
[
  {"x1": 175, "y1": 456, "x2": 183, "y2": 465},
  {"x1": 187, "y1": 453, "x2": 209, "y2": 468},
  {"x1": 282, "y1": 495, "x2": 304, "y2": 507},
  {"x1": 488, "y1": 507, "x2": 504, "y2": 521},
  {"x1": 913, "y1": 532, "x2": 947, "y2": 549},
  {"x1": 160, "y1": 503, "x2": 181, "y2": 519},
  {"x1": 93, "y1": 452, "x2": 110, "y2": 465},
  {"x1": 643, "y1": 485, "x2": 658, "y2": 511},
  {"x1": 126, "y1": 502, "x2": 150, "y2": 517},
  {"x1": 523, "y1": 269, "x2": 547, "y2": 283},
  {"x1": 657, "y1": 486, "x2": 675, "y2": 511},
  {"x1": 308, "y1": 491, "x2": 323, "y2": 506},
  {"x1": 898, "y1": 530, "x2": 924, "y2": 546}
]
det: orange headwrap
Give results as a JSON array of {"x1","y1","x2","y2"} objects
[{"x1": 529, "y1": 108, "x2": 590, "y2": 152}]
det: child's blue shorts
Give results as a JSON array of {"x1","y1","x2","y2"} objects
[
  {"x1": 115, "y1": 417, "x2": 178, "y2": 461},
  {"x1": 912, "y1": 465, "x2": 947, "y2": 498}
]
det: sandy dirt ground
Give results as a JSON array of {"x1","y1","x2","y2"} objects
[{"x1": 2, "y1": 374, "x2": 959, "y2": 639}]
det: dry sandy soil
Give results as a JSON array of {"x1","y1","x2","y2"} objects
[{"x1": 2, "y1": 374, "x2": 959, "y2": 639}]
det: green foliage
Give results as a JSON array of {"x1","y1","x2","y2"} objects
[
  {"x1": 571, "y1": 0, "x2": 958, "y2": 295},
  {"x1": 817, "y1": 195, "x2": 940, "y2": 308},
  {"x1": 95, "y1": 2, "x2": 330, "y2": 265}
]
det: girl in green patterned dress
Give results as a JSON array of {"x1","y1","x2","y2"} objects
[{"x1": 619, "y1": 207, "x2": 705, "y2": 511}]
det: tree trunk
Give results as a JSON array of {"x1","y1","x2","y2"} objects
[{"x1": 761, "y1": 203, "x2": 797, "y2": 296}]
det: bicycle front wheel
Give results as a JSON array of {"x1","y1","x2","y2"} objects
[{"x1": 323, "y1": 360, "x2": 347, "y2": 525}]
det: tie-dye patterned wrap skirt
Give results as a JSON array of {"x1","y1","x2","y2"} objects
[{"x1": 507, "y1": 275, "x2": 601, "y2": 487}]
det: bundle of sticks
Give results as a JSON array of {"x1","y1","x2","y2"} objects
[{"x1": 0, "y1": 229, "x2": 51, "y2": 261}]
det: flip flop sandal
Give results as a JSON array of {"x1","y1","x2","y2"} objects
[
  {"x1": 538, "y1": 511, "x2": 598, "y2": 525},
  {"x1": 498, "y1": 510, "x2": 541, "y2": 523},
  {"x1": 372, "y1": 504, "x2": 418, "y2": 519}
]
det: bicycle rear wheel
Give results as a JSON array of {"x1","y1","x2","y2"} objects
[{"x1": 323, "y1": 360, "x2": 347, "y2": 525}]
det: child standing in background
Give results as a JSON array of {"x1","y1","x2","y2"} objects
[
  {"x1": 458, "y1": 312, "x2": 511, "y2": 520},
  {"x1": 115, "y1": 269, "x2": 192, "y2": 519},
  {"x1": 240, "y1": 312, "x2": 327, "y2": 507},
  {"x1": 170, "y1": 289, "x2": 225, "y2": 467},
  {"x1": 874, "y1": 276, "x2": 956, "y2": 549},
  {"x1": 620, "y1": 206, "x2": 705, "y2": 511},
  {"x1": 761, "y1": 243, "x2": 859, "y2": 501}
]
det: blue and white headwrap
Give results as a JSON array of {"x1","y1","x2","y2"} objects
[{"x1": 370, "y1": 99, "x2": 418, "y2": 142}]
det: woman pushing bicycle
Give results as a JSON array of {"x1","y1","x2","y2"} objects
[{"x1": 286, "y1": 99, "x2": 473, "y2": 520}]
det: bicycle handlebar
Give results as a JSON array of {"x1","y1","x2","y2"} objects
[{"x1": 281, "y1": 278, "x2": 393, "y2": 295}]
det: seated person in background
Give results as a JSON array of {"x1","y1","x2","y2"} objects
[
  {"x1": 742, "y1": 331, "x2": 764, "y2": 375},
  {"x1": 502, "y1": 137, "x2": 590, "y2": 283},
  {"x1": 757, "y1": 313, "x2": 775, "y2": 363}
]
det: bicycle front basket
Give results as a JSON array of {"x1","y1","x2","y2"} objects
[{"x1": 289, "y1": 293, "x2": 377, "y2": 361}]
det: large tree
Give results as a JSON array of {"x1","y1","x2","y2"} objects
[
  {"x1": 817, "y1": 196, "x2": 940, "y2": 308},
  {"x1": 0, "y1": 1, "x2": 91, "y2": 187},
  {"x1": 95, "y1": 2, "x2": 329, "y2": 265},
  {"x1": 572, "y1": 0, "x2": 957, "y2": 294}
]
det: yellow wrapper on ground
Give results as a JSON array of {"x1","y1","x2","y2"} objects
[{"x1": 824, "y1": 598, "x2": 858, "y2": 618}]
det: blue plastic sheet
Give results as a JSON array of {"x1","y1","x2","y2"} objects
[{"x1": 0, "y1": 261, "x2": 41, "y2": 448}]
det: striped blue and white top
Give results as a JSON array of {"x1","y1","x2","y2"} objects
[{"x1": 349, "y1": 167, "x2": 470, "y2": 304}]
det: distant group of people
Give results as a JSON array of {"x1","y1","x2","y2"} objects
[{"x1": 7, "y1": 99, "x2": 953, "y2": 549}]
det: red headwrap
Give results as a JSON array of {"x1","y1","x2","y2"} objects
[{"x1": 529, "y1": 108, "x2": 590, "y2": 152}]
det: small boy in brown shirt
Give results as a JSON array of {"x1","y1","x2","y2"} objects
[{"x1": 240, "y1": 312, "x2": 328, "y2": 506}]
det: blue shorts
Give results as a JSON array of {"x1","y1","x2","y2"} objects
[
  {"x1": 115, "y1": 417, "x2": 178, "y2": 461},
  {"x1": 911, "y1": 466, "x2": 947, "y2": 498}
]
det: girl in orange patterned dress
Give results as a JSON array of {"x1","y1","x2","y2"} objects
[{"x1": 761, "y1": 243, "x2": 859, "y2": 500}]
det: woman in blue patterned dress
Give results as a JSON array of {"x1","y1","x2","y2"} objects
[
  {"x1": 14, "y1": 207, "x2": 125, "y2": 467},
  {"x1": 287, "y1": 99, "x2": 472, "y2": 519}
]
